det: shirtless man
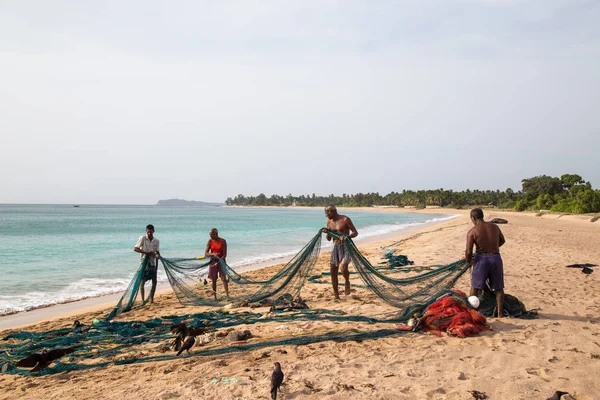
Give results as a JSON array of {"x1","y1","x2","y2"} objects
[
  {"x1": 322, "y1": 205, "x2": 358, "y2": 300},
  {"x1": 465, "y1": 208, "x2": 506, "y2": 317}
]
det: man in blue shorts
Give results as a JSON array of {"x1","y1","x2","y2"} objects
[{"x1": 465, "y1": 208, "x2": 506, "y2": 317}]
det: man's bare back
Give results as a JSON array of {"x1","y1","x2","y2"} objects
[
  {"x1": 466, "y1": 222, "x2": 505, "y2": 256},
  {"x1": 465, "y1": 208, "x2": 506, "y2": 318}
]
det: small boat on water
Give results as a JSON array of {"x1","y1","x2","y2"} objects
[{"x1": 73, "y1": 205, "x2": 80, "y2": 208}]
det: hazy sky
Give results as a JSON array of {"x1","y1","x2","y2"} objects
[{"x1": 1, "y1": 1, "x2": 598, "y2": 204}]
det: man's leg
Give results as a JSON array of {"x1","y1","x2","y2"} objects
[
  {"x1": 149, "y1": 275, "x2": 157, "y2": 304},
  {"x1": 211, "y1": 277, "x2": 218, "y2": 300},
  {"x1": 470, "y1": 257, "x2": 484, "y2": 298},
  {"x1": 341, "y1": 263, "x2": 350, "y2": 295},
  {"x1": 140, "y1": 281, "x2": 146, "y2": 303},
  {"x1": 495, "y1": 289, "x2": 505, "y2": 318},
  {"x1": 489, "y1": 255, "x2": 505, "y2": 318},
  {"x1": 330, "y1": 264, "x2": 340, "y2": 300},
  {"x1": 221, "y1": 276, "x2": 229, "y2": 297}
]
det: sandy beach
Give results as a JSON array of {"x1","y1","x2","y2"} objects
[{"x1": 1, "y1": 208, "x2": 599, "y2": 399}]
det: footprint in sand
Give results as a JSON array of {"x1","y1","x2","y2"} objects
[
  {"x1": 525, "y1": 367, "x2": 552, "y2": 382},
  {"x1": 406, "y1": 369, "x2": 422, "y2": 378},
  {"x1": 426, "y1": 387, "x2": 447, "y2": 398}
]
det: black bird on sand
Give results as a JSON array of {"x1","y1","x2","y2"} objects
[
  {"x1": 171, "y1": 322, "x2": 190, "y2": 339},
  {"x1": 176, "y1": 336, "x2": 195, "y2": 356},
  {"x1": 171, "y1": 323, "x2": 206, "y2": 339},
  {"x1": 270, "y1": 362, "x2": 284, "y2": 400},
  {"x1": 547, "y1": 391, "x2": 570, "y2": 400},
  {"x1": 566, "y1": 263, "x2": 597, "y2": 275},
  {"x1": 171, "y1": 323, "x2": 206, "y2": 351},
  {"x1": 172, "y1": 335, "x2": 184, "y2": 352},
  {"x1": 16, "y1": 348, "x2": 75, "y2": 372}
]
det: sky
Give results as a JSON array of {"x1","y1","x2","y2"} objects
[{"x1": 0, "y1": 1, "x2": 599, "y2": 204}]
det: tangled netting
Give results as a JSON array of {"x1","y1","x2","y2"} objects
[
  {"x1": 108, "y1": 230, "x2": 469, "y2": 321},
  {"x1": 0, "y1": 308, "x2": 408, "y2": 376},
  {"x1": 414, "y1": 290, "x2": 490, "y2": 338},
  {"x1": 1, "y1": 229, "x2": 472, "y2": 376},
  {"x1": 107, "y1": 231, "x2": 323, "y2": 320}
]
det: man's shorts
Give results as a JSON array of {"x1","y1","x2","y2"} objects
[
  {"x1": 471, "y1": 253, "x2": 504, "y2": 291},
  {"x1": 208, "y1": 261, "x2": 225, "y2": 280},
  {"x1": 330, "y1": 242, "x2": 351, "y2": 267},
  {"x1": 142, "y1": 263, "x2": 158, "y2": 282}
]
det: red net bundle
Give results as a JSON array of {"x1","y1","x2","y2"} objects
[{"x1": 418, "y1": 291, "x2": 490, "y2": 338}]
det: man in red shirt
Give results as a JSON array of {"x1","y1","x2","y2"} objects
[{"x1": 204, "y1": 228, "x2": 230, "y2": 300}]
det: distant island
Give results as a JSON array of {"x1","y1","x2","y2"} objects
[{"x1": 156, "y1": 199, "x2": 223, "y2": 207}]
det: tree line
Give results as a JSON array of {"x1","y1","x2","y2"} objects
[{"x1": 225, "y1": 174, "x2": 600, "y2": 214}]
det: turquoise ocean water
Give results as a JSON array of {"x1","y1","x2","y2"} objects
[{"x1": 0, "y1": 205, "x2": 453, "y2": 315}]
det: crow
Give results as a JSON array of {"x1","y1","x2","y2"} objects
[
  {"x1": 170, "y1": 322, "x2": 190, "y2": 339},
  {"x1": 170, "y1": 323, "x2": 206, "y2": 351},
  {"x1": 547, "y1": 391, "x2": 570, "y2": 400},
  {"x1": 176, "y1": 336, "x2": 195, "y2": 356},
  {"x1": 188, "y1": 327, "x2": 207, "y2": 336},
  {"x1": 172, "y1": 335, "x2": 184, "y2": 352},
  {"x1": 270, "y1": 362, "x2": 284, "y2": 400},
  {"x1": 566, "y1": 263, "x2": 597, "y2": 275},
  {"x1": 16, "y1": 348, "x2": 75, "y2": 372}
]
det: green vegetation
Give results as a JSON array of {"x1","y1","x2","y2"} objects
[{"x1": 225, "y1": 174, "x2": 600, "y2": 214}]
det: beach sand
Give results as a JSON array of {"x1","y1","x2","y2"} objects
[{"x1": 1, "y1": 209, "x2": 599, "y2": 399}]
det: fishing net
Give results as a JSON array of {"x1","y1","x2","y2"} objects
[
  {"x1": 1, "y1": 229, "x2": 473, "y2": 376},
  {"x1": 413, "y1": 290, "x2": 490, "y2": 338},
  {"x1": 107, "y1": 231, "x2": 322, "y2": 320},
  {"x1": 106, "y1": 229, "x2": 469, "y2": 321},
  {"x1": 0, "y1": 308, "x2": 408, "y2": 376},
  {"x1": 477, "y1": 286, "x2": 539, "y2": 319}
]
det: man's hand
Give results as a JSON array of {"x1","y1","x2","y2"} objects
[{"x1": 321, "y1": 228, "x2": 328, "y2": 233}]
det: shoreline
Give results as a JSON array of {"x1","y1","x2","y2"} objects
[
  {"x1": 2, "y1": 208, "x2": 600, "y2": 399},
  {"x1": 0, "y1": 211, "x2": 460, "y2": 331},
  {"x1": 2, "y1": 206, "x2": 596, "y2": 331}
]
